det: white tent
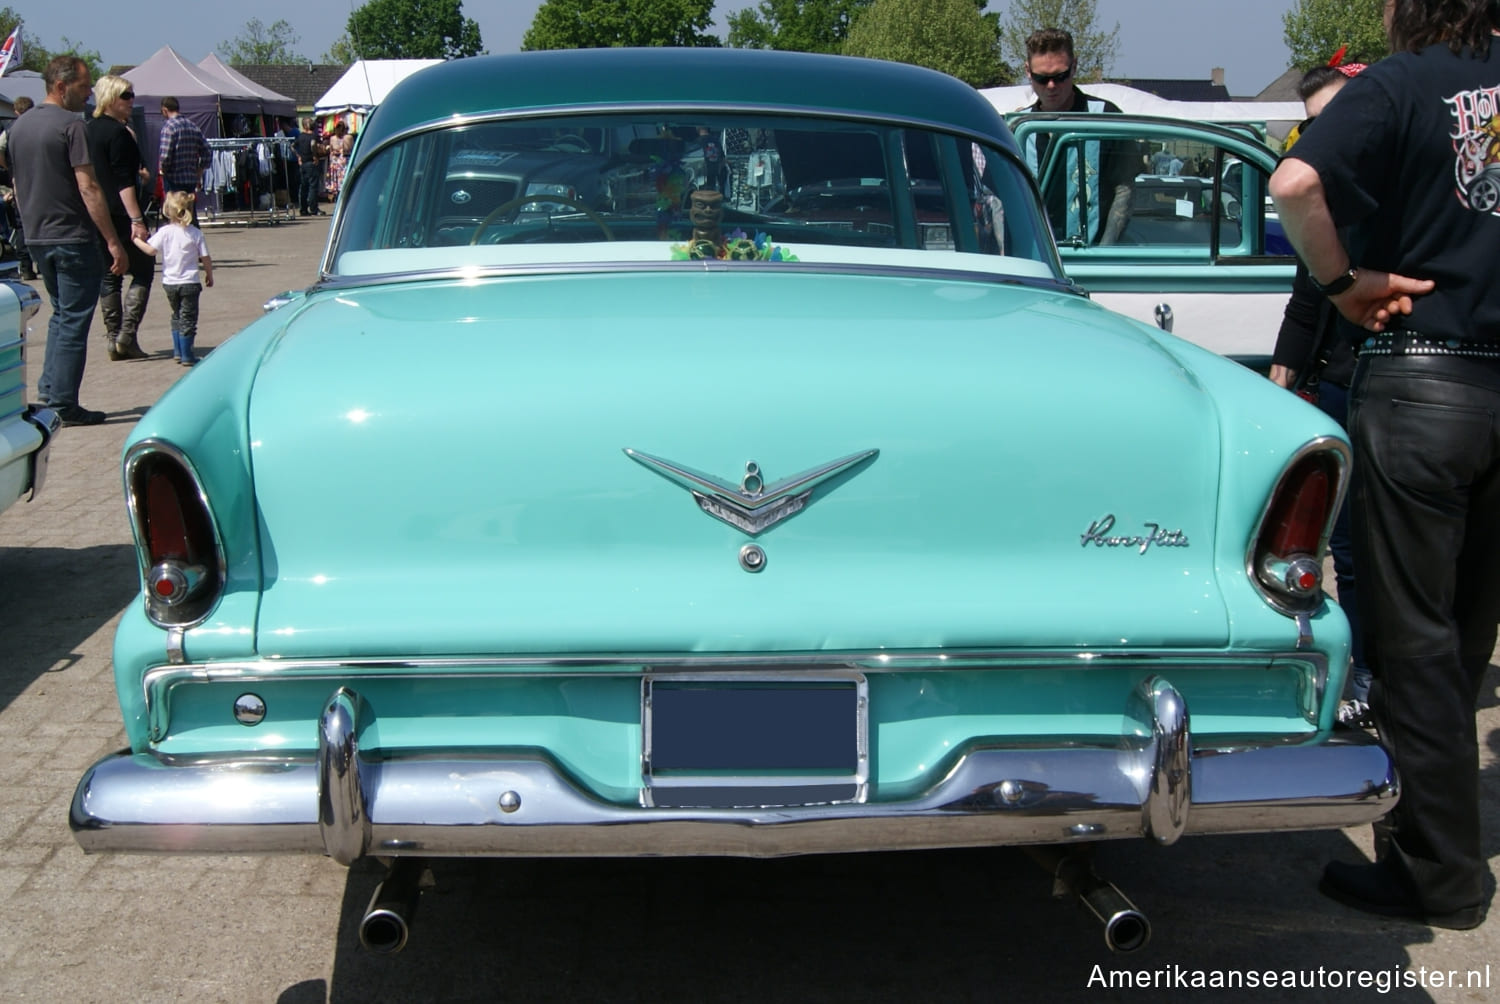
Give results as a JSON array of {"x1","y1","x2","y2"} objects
[
  {"x1": 314, "y1": 60, "x2": 442, "y2": 115},
  {"x1": 982, "y1": 83, "x2": 1307, "y2": 129}
]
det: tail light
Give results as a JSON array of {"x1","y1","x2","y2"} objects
[
  {"x1": 125, "y1": 443, "x2": 224, "y2": 626},
  {"x1": 1249, "y1": 440, "x2": 1349, "y2": 614}
]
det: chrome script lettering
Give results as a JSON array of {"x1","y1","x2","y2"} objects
[{"x1": 1081, "y1": 514, "x2": 1190, "y2": 555}]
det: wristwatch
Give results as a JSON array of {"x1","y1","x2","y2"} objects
[{"x1": 1309, "y1": 266, "x2": 1358, "y2": 297}]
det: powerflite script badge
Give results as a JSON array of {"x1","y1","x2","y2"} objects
[
  {"x1": 1081, "y1": 514, "x2": 1190, "y2": 554},
  {"x1": 625, "y1": 448, "x2": 879, "y2": 535}
]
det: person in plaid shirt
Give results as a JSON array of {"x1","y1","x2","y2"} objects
[{"x1": 157, "y1": 96, "x2": 209, "y2": 223}]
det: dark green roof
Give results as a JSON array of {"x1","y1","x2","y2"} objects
[{"x1": 360, "y1": 48, "x2": 1013, "y2": 155}]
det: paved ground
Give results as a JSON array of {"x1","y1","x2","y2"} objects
[{"x1": 2, "y1": 219, "x2": 1499, "y2": 1002}]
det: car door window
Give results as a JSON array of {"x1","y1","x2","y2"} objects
[{"x1": 1018, "y1": 121, "x2": 1290, "y2": 264}]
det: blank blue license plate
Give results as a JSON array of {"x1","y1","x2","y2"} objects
[{"x1": 643, "y1": 677, "x2": 867, "y2": 808}]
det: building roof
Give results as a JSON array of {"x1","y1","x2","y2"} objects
[
  {"x1": 107, "y1": 61, "x2": 348, "y2": 112},
  {"x1": 1109, "y1": 78, "x2": 1232, "y2": 102},
  {"x1": 1255, "y1": 66, "x2": 1305, "y2": 103},
  {"x1": 233, "y1": 64, "x2": 349, "y2": 110}
]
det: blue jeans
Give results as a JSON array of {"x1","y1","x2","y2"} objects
[
  {"x1": 33, "y1": 242, "x2": 104, "y2": 408},
  {"x1": 1313, "y1": 380, "x2": 1369, "y2": 701}
]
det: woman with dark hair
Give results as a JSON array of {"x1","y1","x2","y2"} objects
[{"x1": 1271, "y1": 0, "x2": 1500, "y2": 931}]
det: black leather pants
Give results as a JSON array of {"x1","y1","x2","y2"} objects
[{"x1": 1348, "y1": 351, "x2": 1500, "y2": 914}]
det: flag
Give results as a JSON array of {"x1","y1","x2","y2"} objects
[{"x1": 0, "y1": 25, "x2": 21, "y2": 78}]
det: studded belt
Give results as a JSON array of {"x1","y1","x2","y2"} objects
[{"x1": 1358, "y1": 331, "x2": 1500, "y2": 359}]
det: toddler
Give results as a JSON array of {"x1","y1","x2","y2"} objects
[{"x1": 134, "y1": 190, "x2": 213, "y2": 365}]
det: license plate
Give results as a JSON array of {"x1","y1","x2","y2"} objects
[{"x1": 642, "y1": 673, "x2": 868, "y2": 808}]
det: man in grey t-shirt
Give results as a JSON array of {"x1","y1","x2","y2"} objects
[{"x1": 8, "y1": 55, "x2": 127, "y2": 425}]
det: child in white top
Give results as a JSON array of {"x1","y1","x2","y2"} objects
[{"x1": 133, "y1": 190, "x2": 214, "y2": 365}]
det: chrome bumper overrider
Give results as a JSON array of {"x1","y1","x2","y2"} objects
[
  {"x1": 71, "y1": 678, "x2": 1397, "y2": 862},
  {"x1": 22, "y1": 404, "x2": 60, "y2": 501}
]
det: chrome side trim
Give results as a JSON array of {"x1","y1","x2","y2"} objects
[
  {"x1": 70, "y1": 720, "x2": 1397, "y2": 860},
  {"x1": 139, "y1": 650, "x2": 1328, "y2": 743}
]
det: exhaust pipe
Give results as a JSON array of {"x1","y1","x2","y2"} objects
[
  {"x1": 1026, "y1": 845, "x2": 1151, "y2": 953},
  {"x1": 359, "y1": 857, "x2": 428, "y2": 954}
]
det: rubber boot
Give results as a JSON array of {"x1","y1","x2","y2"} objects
[
  {"x1": 180, "y1": 334, "x2": 197, "y2": 366},
  {"x1": 171, "y1": 328, "x2": 182, "y2": 363},
  {"x1": 114, "y1": 284, "x2": 151, "y2": 360}
]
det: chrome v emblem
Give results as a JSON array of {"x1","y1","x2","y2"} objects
[{"x1": 624, "y1": 448, "x2": 879, "y2": 536}]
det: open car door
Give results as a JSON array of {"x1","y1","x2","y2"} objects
[{"x1": 1008, "y1": 113, "x2": 1295, "y2": 373}]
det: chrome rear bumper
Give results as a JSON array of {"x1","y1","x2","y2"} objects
[{"x1": 70, "y1": 678, "x2": 1397, "y2": 862}]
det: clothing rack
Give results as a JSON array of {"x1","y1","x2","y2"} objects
[{"x1": 199, "y1": 137, "x2": 298, "y2": 226}]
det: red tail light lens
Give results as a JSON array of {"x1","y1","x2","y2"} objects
[
  {"x1": 1251, "y1": 447, "x2": 1346, "y2": 611},
  {"x1": 1263, "y1": 458, "x2": 1331, "y2": 559},
  {"x1": 126, "y1": 446, "x2": 223, "y2": 625}
]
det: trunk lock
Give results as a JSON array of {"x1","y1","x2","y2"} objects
[{"x1": 739, "y1": 544, "x2": 767, "y2": 573}]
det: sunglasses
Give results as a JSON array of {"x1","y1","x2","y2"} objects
[
  {"x1": 1029, "y1": 67, "x2": 1073, "y2": 86},
  {"x1": 120, "y1": 91, "x2": 135, "y2": 100}
]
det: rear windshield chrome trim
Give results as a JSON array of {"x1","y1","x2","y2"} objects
[{"x1": 311, "y1": 261, "x2": 1080, "y2": 297}]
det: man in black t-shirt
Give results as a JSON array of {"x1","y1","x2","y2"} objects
[
  {"x1": 1018, "y1": 27, "x2": 1133, "y2": 245},
  {"x1": 1271, "y1": 0, "x2": 1500, "y2": 932}
]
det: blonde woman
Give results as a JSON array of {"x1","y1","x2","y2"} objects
[{"x1": 85, "y1": 74, "x2": 153, "y2": 359}]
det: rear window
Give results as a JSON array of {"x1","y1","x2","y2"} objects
[{"x1": 331, "y1": 112, "x2": 1058, "y2": 280}]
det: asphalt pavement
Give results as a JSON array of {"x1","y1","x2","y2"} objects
[{"x1": 1, "y1": 217, "x2": 1498, "y2": 1003}]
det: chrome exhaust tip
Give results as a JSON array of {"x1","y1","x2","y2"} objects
[
  {"x1": 1026, "y1": 845, "x2": 1152, "y2": 954},
  {"x1": 359, "y1": 858, "x2": 427, "y2": 954}
]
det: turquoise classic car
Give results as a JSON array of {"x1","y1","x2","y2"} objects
[
  {"x1": 70, "y1": 49, "x2": 1394, "y2": 954},
  {"x1": 0, "y1": 278, "x2": 59, "y2": 519}
]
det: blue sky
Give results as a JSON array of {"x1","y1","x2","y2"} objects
[{"x1": 15, "y1": 0, "x2": 1300, "y2": 97}]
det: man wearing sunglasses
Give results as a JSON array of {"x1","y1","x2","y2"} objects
[{"x1": 1019, "y1": 27, "x2": 1133, "y2": 245}]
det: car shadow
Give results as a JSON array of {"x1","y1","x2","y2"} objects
[
  {"x1": 285, "y1": 663, "x2": 1500, "y2": 1002},
  {"x1": 0, "y1": 544, "x2": 139, "y2": 713},
  {"x1": 303, "y1": 836, "x2": 1447, "y2": 1003}
]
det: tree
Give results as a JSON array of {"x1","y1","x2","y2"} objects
[
  {"x1": 1283, "y1": 0, "x2": 1389, "y2": 70},
  {"x1": 0, "y1": 8, "x2": 103, "y2": 79},
  {"x1": 346, "y1": 0, "x2": 484, "y2": 60},
  {"x1": 523, "y1": 0, "x2": 720, "y2": 49},
  {"x1": 218, "y1": 18, "x2": 304, "y2": 65},
  {"x1": 727, "y1": 1, "x2": 873, "y2": 53},
  {"x1": 996, "y1": 0, "x2": 1119, "y2": 82},
  {"x1": 323, "y1": 34, "x2": 359, "y2": 64},
  {"x1": 843, "y1": 0, "x2": 1004, "y2": 87}
]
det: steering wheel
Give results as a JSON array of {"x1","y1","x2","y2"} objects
[
  {"x1": 549, "y1": 134, "x2": 592, "y2": 153},
  {"x1": 470, "y1": 194, "x2": 615, "y2": 244}
]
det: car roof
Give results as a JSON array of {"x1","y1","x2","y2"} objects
[{"x1": 360, "y1": 48, "x2": 1017, "y2": 157}]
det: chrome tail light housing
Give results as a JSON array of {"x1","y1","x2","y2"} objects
[
  {"x1": 1248, "y1": 437, "x2": 1350, "y2": 615},
  {"x1": 124, "y1": 442, "x2": 225, "y2": 627}
]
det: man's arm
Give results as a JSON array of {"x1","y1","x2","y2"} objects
[
  {"x1": 75, "y1": 164, "x2": 127, "y2": 275},
  {"x1": 1100, "y1": 181, "x2": 1132, "y2": 245},
  {"x1": 1269, "y1": 157, "x2": 1432, "y2": 331},
  {"x1": 1097, "y1": 140, "x2": 1134, "y2": 245}
]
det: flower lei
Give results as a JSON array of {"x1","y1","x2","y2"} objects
[{"x1": 670, "y1": 229, "x2": 798, "y2": 262}]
